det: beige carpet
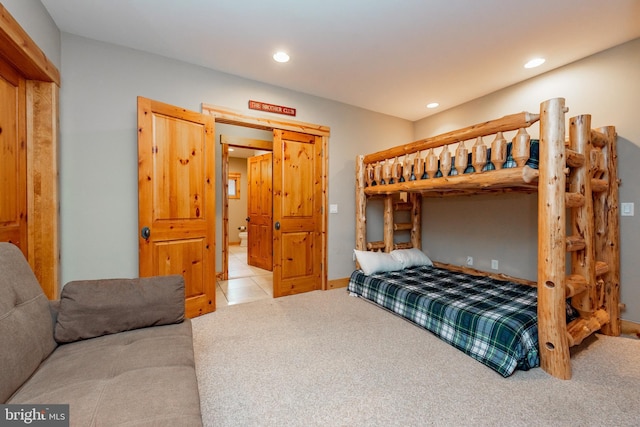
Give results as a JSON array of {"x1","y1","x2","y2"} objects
[{"x1": 192, "y1": 289, "x2": 640, "y2": 427}]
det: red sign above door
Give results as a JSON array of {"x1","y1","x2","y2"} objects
[{"x1": 248, "y1": 100, "x2": 296, "y2": 117}]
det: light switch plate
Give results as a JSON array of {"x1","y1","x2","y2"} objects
[
  {"x1": 621, "y1": 202, "x2": 634, "y2": 216},
  {"x1": 329, "y1": 204, "x2": 338, "y2": 213}
]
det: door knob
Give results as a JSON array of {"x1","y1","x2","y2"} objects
[
  {"x1": 274, "y1": 221, "x2": 280, "y2": 230},
  {"x1": 141, "y1": 226, "x2": 151, "y2": 240},
  {"x1": 246, "y1": 217, "x2": 250, "y2": 222}
]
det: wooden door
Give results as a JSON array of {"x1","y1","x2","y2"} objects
[
  {"x1": 247, "y1": 153, "x2": 273, "y2": 271},
  {"x1": 137, "y1": 97, "x2": 216, "y2": 317},
  {"x1": 0, "y1": 60, "x2": 27, "y2": 256},
  {"x1": 272, "y1": 130, "x2": 323, "y2": 297}
]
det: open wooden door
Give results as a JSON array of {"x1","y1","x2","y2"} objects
[
  {"x1": 272, "y1": 130, "x2": 323, "y2": 297},
  {"x1": 0, "y1": 59, "x2": 27, "y2": 257},
  {"x1": 137, "y1": 97, "x2": 216, "y2": 317},
  {"x1": 247, "y1": 153, "x2": 273, "y2": 271}
]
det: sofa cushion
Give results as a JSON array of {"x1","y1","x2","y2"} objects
[
  {"x1": 8, "y1": 321, "x2": 202, "y2": 427},
  {"x1": 54, "y1": 275, "x2": 185, "y2": 343},
  {"x1": 0, "y1": 243, "x2": 57, "y2": 403}
]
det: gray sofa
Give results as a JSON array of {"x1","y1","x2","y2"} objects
[{"x1": 0, "y1": 242, "x2": 203, "y2": 426}]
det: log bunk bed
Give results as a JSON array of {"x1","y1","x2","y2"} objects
[{"x1": 351, "y1": 98, "x2": 620, "y2": 379}]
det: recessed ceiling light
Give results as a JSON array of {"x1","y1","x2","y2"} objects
[
  {"x1": 426, "y1": 102, "x2": 439, "y2": 109},
  {"x1": 524, "y1": 58, "x2": 545, "y2": 69},
  {"x1": 273, "y1": 51, "x2": 290, "y2": 63}
]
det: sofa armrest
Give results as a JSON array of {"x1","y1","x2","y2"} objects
[{"x1": 54, "y1": 275, "x2": 185, "y2": 343}]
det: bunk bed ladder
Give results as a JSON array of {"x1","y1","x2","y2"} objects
[
  {"x1": 377, "y1": 193, "x2": 421, "y2": 252},
  {"x1": 565, "y1": 114, "x2": 608, "y2": 347},
  {"x1": 565, "y1": 118, "x2": 620, "y2": 345},
  {"x1": 539, "y1": 101, "x2": 620, "y2": 380},
  {"x1": 355, "y1": 155, "x2": 422, "y2": 253}
]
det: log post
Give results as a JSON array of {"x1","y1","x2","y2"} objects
[
  {"x1": 410, "y1": 193, "x2": 421, "y2": 250},
  {"x1": 355, "y1": 155, "x2": 367, "y2": 251},
  {"x1": 596, "y1": 126, "x2": 620, "y2": 336},
  {"x1": 537, "y1": 97, "x2": 571, "y2": 380},
  {"x1": 568, "y1": 115, "x2": 597, "y2": 315},
  {"x1": 384, "y1": 196, "x2": 394, "y2": 252}
]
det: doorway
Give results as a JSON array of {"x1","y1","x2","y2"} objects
[
  {"x1": 206, "y1": 104, "x2": 329, "y2": 303},
  {"x1": 219, "y1": 127, "x2": 274, "y2": 306}
]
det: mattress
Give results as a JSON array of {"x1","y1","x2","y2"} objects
[{"x1": 348, "y1": 265, "x2": 575, "y2": 377}]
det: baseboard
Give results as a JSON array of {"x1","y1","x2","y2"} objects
[
  {"x1": 621, "y1": 319, "x2": 640, "y2": 339},
  {"x1": 327, "y1": 277, "x2": 350, "y2": 289}
]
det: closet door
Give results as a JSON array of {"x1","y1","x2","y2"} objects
[{"x1": 0, "y1": 60, "x2": 27, "y2": 256}]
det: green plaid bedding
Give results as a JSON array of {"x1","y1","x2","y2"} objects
[{"x1": 348, "y1": 265, "x2": 574, "y2": 377}]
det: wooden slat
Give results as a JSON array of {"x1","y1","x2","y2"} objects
[
  {"x1": 566, "y1": 235, "x2": 586, "y2": 252},
  {"x1": 366, "y1": 241, "x2": 385, "y2": 251},
  {"x1": 590, "y1": 178, "x2": 608, "y2": 193},
  {"x1": 393, "y1": 223, "x2": 412, "y2": 231},
  {"x1": 393, "y1": 242, "x2": 413, "y2": 250},
  {"x1": 565, "y1": 192, "x2": 585, "y2": 208},
  {"x1": 363, "y1": 111, "x2": 540, "y2": 164},
  {"x1": 566, "y1": 309, "x2": 609, "y2": 347},
  {"x1": 394, "y1": 202, "x2": 412, "y2": 211},
  {"x1": 565, "y1": 274, "x2": 588, "y2": 298},
  {"x1": 565, "y1": 149, "x2": 585, "y2": 167}
]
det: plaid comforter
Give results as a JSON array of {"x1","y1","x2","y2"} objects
[{"x1": 348, "y1": 265, "x2": 550, "y2": 377}]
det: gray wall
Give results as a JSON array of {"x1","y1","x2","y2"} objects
[{"x1": 413, "y1": 39, "x2": 640, "y2": 323}]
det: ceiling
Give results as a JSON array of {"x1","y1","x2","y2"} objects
[{"x1": 41, "y1": 0, "x2": 640, "y2": 121}]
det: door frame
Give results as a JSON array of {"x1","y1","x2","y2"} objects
[
  {"x1": 0, "y1": 5, "x2": 60, "y2": 299},
  {"x1": 205, "y1": 104, "x2": 329, "y2": 290}
]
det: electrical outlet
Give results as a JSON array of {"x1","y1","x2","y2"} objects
[
  {"x1": 466, "y1": 256, "x2": 473, "y2": 266},
  {"x1": 621, "y1": 202, "x2": 634, "y2": 216},
  {"x1": 491, "y1": 259, "x2": 499, "y2": 270},
  {"x1": 329, "y1": 204, "x2": 339, "y2": 214}
]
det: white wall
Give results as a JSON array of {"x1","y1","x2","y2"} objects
[
  {"x1": 57, "y1": 34, "x2": 413, "y2": 285},
  {"x1": 413, "y1": 38, "x2": 640, "y2": 323}
]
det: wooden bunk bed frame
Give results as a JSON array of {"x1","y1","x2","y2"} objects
[{"x1": 355, "y1": 98, "x2": 620, "y2": 380}]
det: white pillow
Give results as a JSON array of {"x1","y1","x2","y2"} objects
[
  {"x1": 390, "y1": 248, "x2": 433, "y2": 268},
  {"x1": 354, "y1": 249, "x2": 404, "y2": 275}
]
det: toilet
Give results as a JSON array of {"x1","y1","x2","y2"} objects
[{"x1": 238, "y1": 231, "x2": 248, "y2": 247}]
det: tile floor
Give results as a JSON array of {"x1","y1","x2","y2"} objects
[{"x1": 216, "y1": 245, "x2": 273, "y2": 307}]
